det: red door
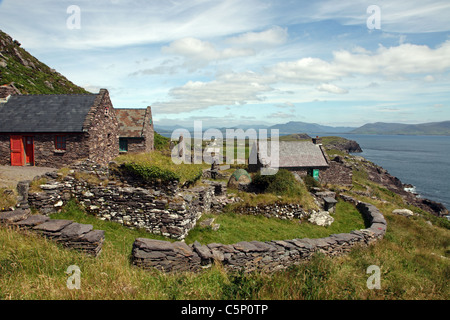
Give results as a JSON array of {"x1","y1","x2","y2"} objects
[
  {"x1": 10, "y1": 135, "x2": 24, "y2": 166},
  {"x1": 24, "y1": 136, "x2": 34, "y2": 165}
]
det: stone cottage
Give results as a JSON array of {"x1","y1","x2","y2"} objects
[
  {"x1": 0, "y1": 89, "x2": 119, "y2": 168},
  {"x1": 115, "y1": 107, "x2": 154, "y2": 153},
  {"x1": 248, "y1": 138, "x2": 330, "y2": 179}
]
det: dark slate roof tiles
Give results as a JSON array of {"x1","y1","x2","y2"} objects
[{"x1": 0, "y1": 94, "x2": 98, "y2": 132}]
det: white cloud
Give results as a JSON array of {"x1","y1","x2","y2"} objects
[
  {"x1": 269, "y1": 111, "x2": 294, "y2": 119},
  {"x1": 269, "y1": 58, "x2": 345, "y2": 83},
  {"x1": 153, "y1": 77, "x2": 274, "y2": 113},
  {"x1": 226, "y1": 26, "x2": 288, "y2": 47},
  {"x1": 162, "y1": 37, "x2": 254, "y2": 69},
  {"x1": 316, "y1": 83, "x2": 348, "y2": 94}
]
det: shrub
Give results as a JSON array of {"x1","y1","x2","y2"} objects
[
  {"x1": 303, "y1": 175, "x2": 322, "y2": 190},
  {"x1": 154, "y1": 132, "x2": 170, "y2": 151},
  {"x1": 252, "y1": 169, "x2": 304, "y2": 198}
]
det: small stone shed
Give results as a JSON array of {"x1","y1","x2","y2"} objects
[
  {"x1": 115, "y1": 107, "x2": 154, "y2": 153},
  {"x1": 248, "y1": 138, "x2": 330, "y2": 179},
  {"x1": 0, "y1": 89, "x2": 119, "y2": 168}
]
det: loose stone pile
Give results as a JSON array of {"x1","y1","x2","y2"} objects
[
  {"x1": 0, "y1": 209, "x2": 105, "y2": 256},
  {"x1": 131, "y1": 197, "x2": 387, "y2": 273}
]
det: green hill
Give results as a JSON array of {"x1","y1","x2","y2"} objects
[
  {"x1": 0, "y1": 29, "x2": 88, "y2": 94},
  {"x1": 352, "y1": 121, "x2": 450, "y2": 135}
]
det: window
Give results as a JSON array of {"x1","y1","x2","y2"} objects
[
  {"x1": 55, "y1": 135, "x2": 66, "y2": 151},
  {"x1": 119, "y1": 138, "x2": 128, "y2": 152}
]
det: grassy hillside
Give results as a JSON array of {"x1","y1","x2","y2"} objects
[
  {"x1": 1, "y1": 152, "x2": 449, "y2": 300},
  {"x1": 352, "y1": 121, "x2": 450, "y2": 135},
  {"x1": 0, "y1": 193, "x2": 448, "y2": 300},
  {"x1": 0, "y1": 30, "x2": 88, "y2": 94}
]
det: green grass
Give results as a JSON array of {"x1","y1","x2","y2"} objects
[
  {"x1": 0, "y1": 187, "x2": 17, "y2": 211},
  {"x1": 115, "y1": 151, "x2": 209, "y2": 184},
  {"x1": 185, "y1": 200, "x2": 365, "y2": 245},
  {"x1": 0, "y1": 196, "x2": 449, "y2": 299}
]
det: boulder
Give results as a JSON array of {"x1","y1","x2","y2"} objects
[
  {"x1": 308, "y1": 211, "x2": 334, "y2": 227},
  {"x1": 392, "y1": 209, "x2": 415, "y2": 217},
  {"x1": 227, "y1": 169, "x2": 251, "y2": 189}
]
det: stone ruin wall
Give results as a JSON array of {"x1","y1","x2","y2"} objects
[
  {"x1": 25, "y1": 170, "x2": 215, "y2": 240},
  {"x1": 131, "y1": 197, "x2": 387, "y2": 273}
]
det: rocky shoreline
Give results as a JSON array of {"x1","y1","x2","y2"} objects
[{"x1": 326, "y1": 139, "x2": 448, "y2": 218}]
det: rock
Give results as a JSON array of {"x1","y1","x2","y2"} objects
[
  {"x1": 14, "y1": 215, "x2": 49, "y2": 228},
  {"x1": 308, "y1": 211, "x2": 334, "y2": 227},
  {"x1": 200, "y1": 218, "x2": 215, "y2": 228},
  {"x1": 39, "y1": 184, "x2": 61, "y2": 190},
  {"x1": 54, "y1": 200, "x2": 64, "y2": 207},
  {"x1": 0, "y1": 209, "x2": 30, "y2": 224},
  {"x1": 192, "y1": 241, "x2": 213, "y2": 261},
  {"x1": 227, "y1": 169, "x2": 252, "y2": 189},
  {"x1": 33, "y1": 219, "x2": 73, "y2": 233},
  {"x1": 392, "y1": 209, "x2": 415, "y2": 217}
]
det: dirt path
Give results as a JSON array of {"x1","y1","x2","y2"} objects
[{"x1": 0, "y1": 165, "x2": 56, "y2": 189}]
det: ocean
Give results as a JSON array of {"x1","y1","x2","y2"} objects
[{"x1": 333, "y1": 134, "x2": 450, "y2": 210}]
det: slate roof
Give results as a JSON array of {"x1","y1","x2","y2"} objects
[
  {"x1": 0, "y1": 94, "x2": 98, "y2": 133},
  {"x1": 257, "y1": 141, "x2": 329, "y2": 168},
  {"x1": 115, "y1": 108, "x2": 148, "y2": 138}
]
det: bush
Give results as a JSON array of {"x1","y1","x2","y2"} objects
[
  {"x1": 303, "y1": 175, "x2": 322, "y2": 190},
  {"x1": 154, "y1": 132, "x2": 170, "y2": 151},
  {"x1": 252, "y1": 169, "x2": 304, "y2": 198}
]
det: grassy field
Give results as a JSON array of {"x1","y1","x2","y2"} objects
[
  {"x1": 0, "y1": 195, "x2": 449, "y2": 300},
  {"x1": 185, "y1": 201, "x2": 365, "y2": 244}
]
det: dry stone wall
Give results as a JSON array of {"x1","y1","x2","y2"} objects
[
  {"x1": 25, "y1": 170, "x2": 215, "y2": 240},
  {"x1": 131, "y1": 197, "x2": 387, "y2": 273},
  {"x1": 0, "y1": 208, "x2": 104, "y2": 256}
]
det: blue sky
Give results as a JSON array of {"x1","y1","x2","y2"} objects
[{"x1": 0, "y1": 0, "x2": 449, "y2": 128}]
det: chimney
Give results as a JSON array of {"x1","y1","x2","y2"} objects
[
  {"x1": 0, "y1": 84, "x2": 20, "y2": 100},
  {"x1": 312, "y1": 136, "x2": 322, "y2": 145}
]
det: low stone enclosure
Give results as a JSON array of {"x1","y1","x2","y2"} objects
[
  {"x1": 131, "y1": 198, "x2": 387, "y2": 273},
  {"x1": 0, "y1": 208, "x2": 105, "y2": 257},
  {"x1": 8, "y1": 161, "x2": 387, "y2": 273}
]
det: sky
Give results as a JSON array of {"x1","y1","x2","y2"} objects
[{"x1": 0, "y1": 0, "x2": 450, "y2": 129}]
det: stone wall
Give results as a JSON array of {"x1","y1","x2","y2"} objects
[
  {"x1": 131, "y1": 196, "x2": 387, "y2": 273},
  {"x1": 0, "y1": 208, "x2": 104, "y2": 256},
  {"x1": 232, "y1": 203, "x2": 310, "y2": 220},
  {"x1": 0, "y1": 134, "x2": 11, "y2": 165},
  {"x1": 0, "y1": 133, "x2": 90, "y2": 167},
  {"x1": 25, "y1": 170, "x2": 215, "y2": 240},
  {"x1": 84, "y1": 89, "x2": 120, "y2": 166},
  {"x1": 319, "y1": 159, "x2": 353, "y2": 186},
  {"x1": 142, "y1": 106, "x2": 154, "y2": 153}
]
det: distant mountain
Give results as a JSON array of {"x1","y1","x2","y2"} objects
[
  {"x1": 268, "y1": 121, "x2": 355, "y2": 135},
  {"x1": 0, "y1": 29, "x2": 88, "y2": 94},
  {"x1": 352, "y1": 121, "x2": 450, "y2": 135},
  {"x1": 155, "y1": 121, "x2": 355, "y2": 138}
]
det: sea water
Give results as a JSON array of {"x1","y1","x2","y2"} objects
[{"x1": 335, "y1": 134, "x2": 450, "y2": 210}]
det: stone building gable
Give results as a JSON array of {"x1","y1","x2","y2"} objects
[
  {"x1": 115, "y1": 106, "x2": 154, "y2": 153},
  {"x1": 142, "y1": 106, "x2": 154, "y2": 152},
  {"x1": 84, "y1": 89, "x2": 119, "y2": 165}
]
